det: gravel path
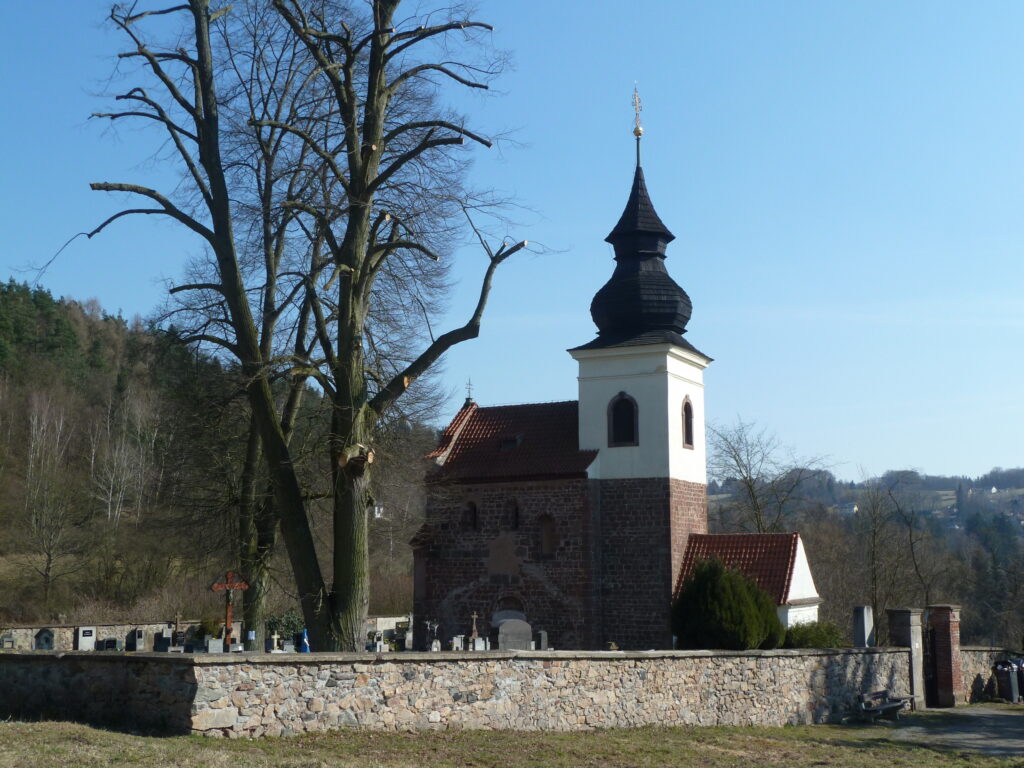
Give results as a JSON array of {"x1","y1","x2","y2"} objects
[{"x1": 889, "y1": 704, "x2": 1024, "y2": 758}]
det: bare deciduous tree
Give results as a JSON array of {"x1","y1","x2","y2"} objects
[
  {"x1": 708, "y1": 419, "x2": 826, "y2": 533},
  {"x1": 88, "y1": 0, "x2": 524, "y2": 649},
  {"x1": 20, "y1": 393, "x2": 86, "y2": 611}
]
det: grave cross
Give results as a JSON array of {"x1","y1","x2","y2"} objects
[
  {"x1": 210, "y1": 570, "x2": 249, "y2": 646},
  {"x1": 470, "y1": 611, "x2": 480, "y2": 641}
]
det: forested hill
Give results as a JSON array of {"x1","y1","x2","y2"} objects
[
  {"x1": 0, "y1": 280, "x2": 241, "y2": 625},
  {"x1": 0, "y1": 281, "x2": 430, "y2": 628}
]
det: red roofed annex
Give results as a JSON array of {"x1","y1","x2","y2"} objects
[{"x1": 412, "y1": 111, "x2": 819, "y2": 651}]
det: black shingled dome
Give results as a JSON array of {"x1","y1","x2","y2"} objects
[{"x1": 576, "y1": 164, "x2": 696, "y2": 351}]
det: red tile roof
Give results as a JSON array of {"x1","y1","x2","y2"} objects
[
  {"x1": 677, "y1": 533, "x2": 800, "y2": 605},
  {"x1": 428, "y1": 400, "x2": 597, "y2": 483}
]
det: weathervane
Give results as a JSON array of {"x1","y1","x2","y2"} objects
[
  {"x1": 632, "y1": 84, "x2": 644, "y2": 166},
  {"x1": 465, "y1": 377, "x2": 474, "y2": 401}
]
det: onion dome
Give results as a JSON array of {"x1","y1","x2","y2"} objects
[{"x1": 590, "y1": 164, "x2": 692, "y2": 337}]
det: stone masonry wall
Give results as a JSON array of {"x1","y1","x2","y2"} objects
[
  {"x1": 414, "y1": 479, "x2": 594, "y2": 650},
  {"x1": 598, "y1": 478, "x2": 706, "y2": 650},
  {"x1": 2, "y1": 621, "x2": 219, "y2": 651},
  {"x1": 0, "y1": 652, "x2": 197, "y2": 733},
  {"x1": 669, "y1": 478, "x2": 708, "y2": 596},
  {"x1": 0, "y1": 648, "x2": 909, "y2": 737},
  {"x1": 960, "y1": 646, "x2": 1010, "y2": 702}
]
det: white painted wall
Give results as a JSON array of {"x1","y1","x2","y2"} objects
[
  {"x1": 788, "y1": 537, "x2": 819, "y2": 603},
  {"x1": 570, "y1": 343, "x2": 709, "y2": 483},
  {"x1": 777, "y1": 603, "x2": 819, "y2": 628}
]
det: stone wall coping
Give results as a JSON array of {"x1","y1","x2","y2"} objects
[
  {"x1": 0, "y1": 646, "x2": 909, "y2": 665},
  {"x1": 1, "y1": 621, "x2": 190, "y2": 630},
  {"x1": 961, "y1": 646, "x2": 1014, "y2": 652}
]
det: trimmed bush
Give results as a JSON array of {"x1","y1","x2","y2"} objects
[
  {"x1": 673, "y1": 558, "x2": 785, "y2": 651},
  {"x1": 783, "y1": 620, "x2": 844, "y2": 649}
]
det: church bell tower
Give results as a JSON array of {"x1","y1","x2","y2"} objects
[{"x1": 569, "y1": 91, "x2": 710, "y2": 649}]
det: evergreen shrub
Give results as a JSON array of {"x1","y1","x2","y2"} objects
[
  {"x1": 783, "y1": 620, "x2": 844, "y2": 648},
  {"x1": 673, "y1": 558, "x2": 785, "y2": 651}
]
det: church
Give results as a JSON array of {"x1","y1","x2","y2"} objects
[{"x1": 412, "y1": 116, "x2": 811, "y2": 651}]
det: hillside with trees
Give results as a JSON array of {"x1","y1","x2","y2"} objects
[
  {"x1": 0, "y1": 281, "x2": 430, "y2": 636},
  {"x1": 707, "y1": 422, "x2": 1024, "y2": 647}
]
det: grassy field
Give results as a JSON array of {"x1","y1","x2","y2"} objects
[{"x1": 0, "y1": 714, "x2": 1019, "y2": 768}]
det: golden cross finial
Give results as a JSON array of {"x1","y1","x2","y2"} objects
[{"x1": 632, "y1": 85, "x2": 643, "y2": 138}]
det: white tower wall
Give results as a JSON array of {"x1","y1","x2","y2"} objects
[{"x1": 570, "y1": 343, "x2": 709, "y2": 483}]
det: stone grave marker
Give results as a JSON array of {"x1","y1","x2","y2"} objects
[
  {"x1": 497, "y1": 619, "x2": 533, "y2": 651},
  {"x1": 535, "y1": 629, "x2": 549, "y2": 650},
  {"x1": 206, "y1": 637, "x2": 224, "y2": 653},
  {"x1": 430, "y1": 638, "x2": 441, "y2": 652},
  {"x1": 75, "y1": 626, "x2": 96, "y2": 651},
  {"x1": 126, "y1": 628, "x2": 145, "y2": 651}
]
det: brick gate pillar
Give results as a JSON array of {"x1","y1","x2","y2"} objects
[
  {"x1": 887, "y1": 608, "x2": 924, "y2": 710},
  {"x1": 927, "y1": 605, "x2": 964, "y2": 707}
]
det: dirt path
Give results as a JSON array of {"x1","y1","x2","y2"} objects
[{"x1": 889, "y1": 704, "x2": 1024, "y2": 758}]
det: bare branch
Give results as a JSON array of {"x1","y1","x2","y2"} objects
[{"x1": 89, "y1": 182, "x2": 216, "y2": 244}]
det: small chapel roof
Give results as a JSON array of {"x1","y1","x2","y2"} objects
[
  {"x1": 677, "y1": 532, "x2": 807, "y2": 606},
  {"x1": 427, "y1": 400, "x2": 597, "y2": 483}
]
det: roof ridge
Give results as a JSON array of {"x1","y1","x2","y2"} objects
[
  {"x1": 471, "y1": 399, "x2": 579, "y2": 410},
  {"x1": 426, "y1": 399, "x2": 478, "y2": 462},
  {"x1": 781, "y1": 533, "x2": 799, "y2": 604}
]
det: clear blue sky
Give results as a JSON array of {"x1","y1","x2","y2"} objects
[{"x1": 3, "y1": 1, "x2": 1022, "y2": 480}]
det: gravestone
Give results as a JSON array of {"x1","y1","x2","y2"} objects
[
  {"x1": 207, "y1": 637, "x2": 224, "y2": 653},
  {"x1": 154, "y1": 632, "x2": 171, "y2": 652},
  {"x1": 534, "y1": 629, "x2": 548, "y2": 651},
  {"x1": 75, "y1": 626, "x2": 96, "y2": 651},
  {"x1": 497, "y1": 619, "x2": 533, "y2": 651},
  {"x1": 853, "y1": 606, "x2": 875, "y2": 647},
  {"x1": 281, "y1": 640, "x2": 295, "y2": 653},
  {"x1": 472, "y1": 637, "x2": 488, "y2": 651},
  {"x1": 451, "y1": 634, "x2": 465, "y2": 651},
  {"x1": 34, "y1": 629, "x2": 55, "y2": 651},
  {"x1": 125, "y1": 628, "x2": 145, "y2": 651},
  {"x1": 430, "y1": 638, "x2": 442, "y2": 652}
]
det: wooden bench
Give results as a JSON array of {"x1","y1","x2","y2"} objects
[{"x1": 857, "y1": 690, "x2": 911, "y2": 722}]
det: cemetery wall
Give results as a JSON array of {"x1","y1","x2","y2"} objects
[
  {"x1": 0, "y1": 652, "x2": 196, "y2": 733},
  {"x1": 2, "y1": 621, "x2": 186, "y2": 651},
  {"x1": 0, "y1": 647, "x2": 909, "y2": 736},
  {"x1": 960, "y1": 646, "x2": 1010, "y2": 702}
]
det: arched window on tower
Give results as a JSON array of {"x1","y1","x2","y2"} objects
[
  {"x1": 683, "y1": 398, "x2": 694, "y2": 449},
  {"x1": 608, "y1": 392, "x2": 638, "y2": 447}
]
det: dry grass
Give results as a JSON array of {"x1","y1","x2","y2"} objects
[{"x1": 0, "y1": 716, "x2": 1020, "y2": 768}]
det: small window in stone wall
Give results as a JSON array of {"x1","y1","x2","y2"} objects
[
  {"x1": 683, "y1": 398, "x2": 694, "y2": 449},
  {"x1": 608, "y1": 392, "x2": 638, "y2": 446},
  {"x1": 461, "y1": 501, "x2": 479, "y2": 531},
  {"x1": 538, "y1": 514, "x2": 556, "y2": 556},
  {"x1": 504, "y1": 498, "x2": 520, "y2": 530}
]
